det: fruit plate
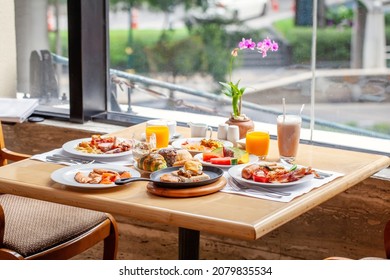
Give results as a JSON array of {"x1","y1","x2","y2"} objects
[{"x1": 193, "y1": 153, "x2": 259, "y2": 168}]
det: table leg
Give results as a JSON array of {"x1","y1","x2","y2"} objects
[{"x1": 178, "y1": 227, "x2": 200, "y2": 260}]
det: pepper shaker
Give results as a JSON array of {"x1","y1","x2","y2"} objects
[
  {"x1": 217, "y1": 123, "x2": 228, "y2": 140},
  {"x1": 227, "y1": 125, "x2": 239, "y2": 147}
]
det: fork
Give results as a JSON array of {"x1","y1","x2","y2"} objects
[
  {"x1": 228, "y1": 177, "x2": 285, "y2": 199},
  {"x1": 230, "y1": 177, "x2": 291, "y2": 196},
  {"x1": 46, "y1": 156, "x2": 95, "y2": 165}
]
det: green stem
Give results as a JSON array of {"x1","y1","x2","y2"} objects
[
  {"x1": 232, "y1": 96, "x2": 239, "y2": 116},
  {"x1": 228, "y1": 55, "x2": 235, "y2": 83},
  {"x1": 238, "y1": 97, "x2": 242, "y2": 116}
]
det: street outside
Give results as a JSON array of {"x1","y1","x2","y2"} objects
[{"x1": 56, "y1": 1, "x2": 390, "y2": 138}]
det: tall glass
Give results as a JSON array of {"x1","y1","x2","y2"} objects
[
  {"x1": 145, "y1": 125, "x2": 169, "y2": 148},
  {"x1": 245, "y1": 130, "x2": 270, "y2": 160},
  {"x1": 277, "y1": 115, "x2": 302, "y2": 163}
]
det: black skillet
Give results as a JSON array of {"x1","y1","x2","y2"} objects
[{"x1": 115, "y1": 166, "x2": 224, "y2": 188}]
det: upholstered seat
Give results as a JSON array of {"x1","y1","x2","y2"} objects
[
  {"x1": 0, "y1": 121, "x2": 119, "y2": 260},
  {"x1": 0, "y1": 194, "x2": 109, "y2": 258}
]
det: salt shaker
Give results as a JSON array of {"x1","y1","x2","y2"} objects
[
  {"x1": 227, "y1": 125, "x2": 239, "y2": 146},
  {"x1": 217, "y1": 123, "x2": 228, "y2": 140}
]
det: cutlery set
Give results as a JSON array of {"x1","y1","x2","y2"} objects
[
  {"x1": 46, "y1": 154, "x2": 102, "y2": 165},
  {"x1": 227, "y1": 177, "x2": 291, "y2": 199}
]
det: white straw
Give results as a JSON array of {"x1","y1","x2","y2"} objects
[
  {"x1": 282, "y1": 98, "x2": 286, "y2": 121},
  {"x1": 299, "y1": 104, "x2": 305, "y2": 116}
]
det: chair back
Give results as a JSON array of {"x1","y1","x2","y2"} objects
[{"x1": 0, "y1": 121, "x2": 30, "y2": 166}]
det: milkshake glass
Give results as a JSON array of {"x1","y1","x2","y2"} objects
[{"x1": 277, "y1": 114, "x2": 302, "y2": 163}]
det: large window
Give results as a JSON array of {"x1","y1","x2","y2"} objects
[
  {"x1": 11, "y1": 0, "x2": 390, "y2": 154},
  {"x1": 14, "y1": 0, "x2": 70, "y2": 116}
]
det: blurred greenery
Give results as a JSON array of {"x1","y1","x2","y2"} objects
[
  {"x1": 274, "y1": 18, "x2": 351, "y2": 64},
  {"x1": 49, "y1": 11, "x2": 390, "y2": 80}
]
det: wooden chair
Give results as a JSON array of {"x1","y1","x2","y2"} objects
[
  {"x1": 326, "y1": 219, "x2": 390, "y2": 260},
  {"x1": 0, "y1": 121, "x2": 118, "y2": 259}
]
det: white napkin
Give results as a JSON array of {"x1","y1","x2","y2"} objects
[
  {"x1": 221, "y1": 169, "x2": 344, "y2": 203},
  {"x1": 31, "y1": 148, "x2": 134, "y2": 166}
]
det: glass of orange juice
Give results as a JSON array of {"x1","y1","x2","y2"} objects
[
  {"x1": 245, "y1": 130, "x2": 270, "y2": 160},
  {"x1": 145, "y1": 125, "x2": 169, "y2": 148}
]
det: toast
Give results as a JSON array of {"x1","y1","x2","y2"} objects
[{"x1": 160, "y1": 171, "x2": 210, "y2": 183}]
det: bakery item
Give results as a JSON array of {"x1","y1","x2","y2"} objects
[
  {"x1": 172, "y1": 149, "x2": 193, "y2": 166},
  {"x1": 137, "y1": 153, "x2": 167, "y2": 172},
  {"x1": 159, "y1": 160, "x2": 210, "y2": 183},
  {"x1": 157, "y1": 148, "x2": 177, "y2": 167}
]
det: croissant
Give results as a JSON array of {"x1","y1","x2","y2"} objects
[{"x1": 138, "y1": 153, "x2": 167, "y2": 172}]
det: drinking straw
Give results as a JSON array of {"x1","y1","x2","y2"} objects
[
  {"x1": 282, "y1": 98, "x2": 286, "y2": 122},
  {"x1": 299, "y1": 104, "x2": 305, "y2": 116}
]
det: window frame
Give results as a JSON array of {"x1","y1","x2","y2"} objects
[{"x1": 67, "y1": 0, "x2": 108, "y2": 123}]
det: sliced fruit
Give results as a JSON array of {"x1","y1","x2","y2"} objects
[
  {"x1": 202, "y1": 147, "x2": 224, "y2": 162},
  {"x1": 203, "y1": 146, "x2": 249, "y2": 164},
  {"x1": 210, "y1": 157, "x2": 238, "y2": 165},
  {"x1": 226, "y1": 147, "x2": 249, "y2": 164}
]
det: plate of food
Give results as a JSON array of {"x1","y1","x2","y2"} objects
[
  {"x1": 116, "y1": 160, "x2": 224, "y2": 188},
  {"x1": 228, "y1": 162, "x2": 317, "y2": 187},
  {"x1": 171, "y1": 138, "x2": 233, "y2": 154},
  {"x1": 193, "y1": 147, "x2": 259, "y2": 168},
  {"x1": 51, "y1": 164, "x2": 140, "y2": 189},
  {"x1": 62, "y1": 135, "x2": 133, "y2": 158}
]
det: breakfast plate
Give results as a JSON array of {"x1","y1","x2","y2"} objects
[
  {"x1": 193, "y1": 153, "x2": 259, "y2": 168},
  {"x1": 62, "y1": 137, "x2": 133, "y2": 159},
  {"x1": 228, "y1": 163, "x2": 315, "y2": 188},
  {"x1": 171, "y1": 138, "x2": 233, "y2": 154},
  {"x1": 51, "y1": 164, "x2": 140, "y2": 189}
]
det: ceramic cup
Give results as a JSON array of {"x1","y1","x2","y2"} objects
[
  {"x1": 146, "y1": 119, "x2": 177, "y2": 139},
  {"x1": 188, "y1": 122, "x2": 213, "y2": 138}
]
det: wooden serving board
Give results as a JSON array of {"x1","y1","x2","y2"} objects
[{"x1": 146, "y1": 177, "x2": 227, "y2": 198}]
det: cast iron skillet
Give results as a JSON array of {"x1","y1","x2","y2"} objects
[{"x1": 115, "y1": 166, "x2": 224, "y2": 188}]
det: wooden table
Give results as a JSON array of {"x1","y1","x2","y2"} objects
[{"x1": 0, "y1": 123, "x2": 389, "y2": 259}]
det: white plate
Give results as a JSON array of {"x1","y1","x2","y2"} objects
[
  {"x1": 193, "y1": 153, "x2": 259, "y2": 168},
  {"x1": 62, "y1": 137, "x2": 133, "y2": 159},
  {"x1": 228, "y1": 163, "x2": 314, "y2": 187},
  {"x1": 171, "y1": 138, "x2": 233, "y2": 153},
  {"x1": 132, "y1": 162, "x2": 152, "y2": 175},
  {"x1": 51, "y1": 164, "x2": 140, "y2": 189}
]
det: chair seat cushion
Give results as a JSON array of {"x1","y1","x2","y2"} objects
[{"x1": 0, "y1": 194, "x2": 108, "y2": 257}]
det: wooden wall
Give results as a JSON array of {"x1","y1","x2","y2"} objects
[{"x1": 2, "y1": 121, "x2": 389, "y2": 260}]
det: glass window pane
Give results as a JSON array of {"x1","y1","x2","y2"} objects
[
  {"x1": 107, "y1": 1, "x2": 389, "y2": 148},
  {"x1": 14, "y1": 0, "x2": 69, "y2": 113}
]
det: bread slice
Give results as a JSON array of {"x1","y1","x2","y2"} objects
[{"x1": 160, "y1": 171, "x2": 210, "y2": 183}]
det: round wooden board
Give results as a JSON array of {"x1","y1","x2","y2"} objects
[{"x1": 146, "y1": 177, "x2": 227, "y2": 198}]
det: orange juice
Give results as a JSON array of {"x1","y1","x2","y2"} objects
[
  {"x1": 145, "y1": 125, "x2": 169, "y2": 148},
  {"x1": 245, "y1": 131, "x2": 270, "y2": 159}
]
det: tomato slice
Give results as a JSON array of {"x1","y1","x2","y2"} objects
[{"x1": 252, "y1": 170, "x2": 269, "y2": 183}]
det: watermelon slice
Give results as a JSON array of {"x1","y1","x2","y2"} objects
[
  {"x1": 210, "y1": 157, "x2": 238, "y2": 165},
  {"x1": 202, "y1": 147, "x2": 249, "y2": 164}
]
